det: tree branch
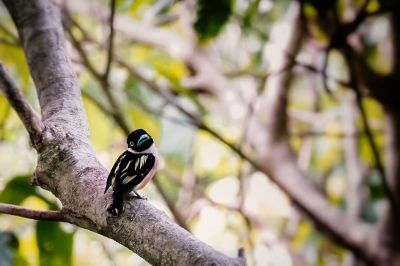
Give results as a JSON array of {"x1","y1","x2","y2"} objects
[
  {"x1": 153, "y1": 178, "x2": 189, "y2": 231},
  {"x1": 64, "y1": 0, "x2": 230, "y2": 96},
  {"x1": 4, "y1": 0, "x2": 90, "y2": 143},
  {"x1": 2, "y1": 1, "x2": 245, "y2": 265},
  {"x1": 104, "y1": 0, "x2": 116, "y2": 82},
  {"x1": 0, "y1": 203, "x2": 65, "y2": 221},
  {"x1": 0, "y1": 62, "x2": 44, "y2": 147},
  {"x1": 63, "y1": 11, "x2": 131, "y2": 134},
  {"x1": 344, "y1": 45, "x2": 399, "y2": 213},
  {"x1": 255, "y1": 2, "x2": 383, "y2": 263}
]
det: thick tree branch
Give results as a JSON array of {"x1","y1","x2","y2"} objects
[
  {"x1": 0, "y1": 62, "x2": 44, "y2": 147},
  {"x1": 0, "y1": 203, "x2": 65, "y2": 221},
  {"x1": 4, "y1": 0, "x2": 90, "y2": 143},
  {"x1": 2, "y1": 0, "x2": 245, "y2": 265}
]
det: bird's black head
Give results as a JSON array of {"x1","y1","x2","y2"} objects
[{"x1": 127, "y1": 129, "x2": 154, "y2": 152}]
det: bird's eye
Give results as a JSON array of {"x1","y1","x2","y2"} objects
[{"x1": 130, "y1": 141, "x2": 134, "y2": 146}]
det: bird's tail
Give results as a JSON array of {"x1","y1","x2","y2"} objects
[{"x1": 107, "y1": 192, "x2": 123, "y2": 216}]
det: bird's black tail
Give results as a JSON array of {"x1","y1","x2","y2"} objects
[{"x1": 107, "y1": 192, "x2": 123, "y2": 216}]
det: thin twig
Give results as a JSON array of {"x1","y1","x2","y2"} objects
[
  {"x1": 153, "y1": 178, "x2": 189, "y2": 231},
  {"x1": 0, "y1": 62, "x2": 44, "y2": 147},
  {"x1": 0, "y1": 203, "x2": 65, "y2": 222},
  {"x1": 64, "y1": 17, "x2": 130, "y2": 133},
  {"x1": 104, "y1": 0, "x2": 116, "y2": 82},
  {"x1": 344, "y1": 45, "x2": 399, "y2": 213},
  {"x1": 321, "y1": 47, "x2": 333, "y2": 95}
]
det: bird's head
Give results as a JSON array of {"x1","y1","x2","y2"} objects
[{"x1": 127, "y1": 129, "x2": 154, "y2": 152}]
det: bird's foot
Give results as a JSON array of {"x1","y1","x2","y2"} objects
[
  {"x1": 107, "y1": 206, "x2": 123, "y2": 217},
  {"x1": 132, "y1": 194, "x2": 147, "y2": 200},
  {"x1": 132, "y1": 191, "x2": 147, "y2": 200}
]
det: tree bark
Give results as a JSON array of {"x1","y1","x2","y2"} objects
[{"x1": 1, "y1": 0, "x2": 245, "y2": 265}]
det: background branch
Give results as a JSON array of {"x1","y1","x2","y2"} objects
[
  {"x1": 0, "y1": 203, "x2": 65, "y2": 222},
  {"x1": 255, "y1": 2, "x2": 381, "y2": 263},
  {"x1": 344, "y1": 45, "x2": 398, "y2": 213},
  {"x1": 104, "y1": 0, "x2": 116, "y2": 82},
  {"x1": 0, "y1": 62, "x2": 44, "y2": 146}
]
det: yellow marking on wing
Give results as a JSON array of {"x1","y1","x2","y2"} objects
[
  {"x1": 135, "y1": 158, "x2": 140, "y2": 170},
  {"x1": 122, "y1": 175, "x2": 137, "y2": 184},
  {"x1": 121, "y1": 160, "x2": 132, "y2": 173},
  {"x1": 114, "y1": 155, "x2": 125, "y2": 174}
]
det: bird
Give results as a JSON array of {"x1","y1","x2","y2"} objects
[{"x1": 104, "y1": 129, "x2": 159, "y2": 216}]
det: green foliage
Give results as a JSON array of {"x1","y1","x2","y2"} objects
[
  {"x1": 378, "y1": 0, "x2": 400, "y2": 9},
  {"x1": 0, "y1": 231, "x2": 28, "y2": 266},
  {"x1": 0, "y1": 232, "x2": 18, "y2": 266},
  {"x1": 127, "y1": 105, "x2": 161, "y2": 141},
  {"x1": 301, "y1": 0, "x2": 336, "y2": 14},
  {"x1": 83, "y1": 97, "x2": 117, "y2": 150},
  {"x1": 36, "y1": 222, "x2": 73, "y2": 266},
  {"x1": 0, "y1": 176, "x2": 35, "y2": 205},
  {"x1": 367, "y1": 171, "x2": 385, "y2": 200},
  {"x1": 0, "y1": 45, "x2": 31, "y2": 90},
  {"x1": 194, "y1": 0, "x2": 233, "y2": 41}
]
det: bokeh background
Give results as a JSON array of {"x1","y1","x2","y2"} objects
[{"x1": 0, "y1": 0, "x2": 397, "y2": 265}]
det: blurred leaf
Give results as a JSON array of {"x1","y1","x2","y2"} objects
[
  {"x1": 128, "y1": 0, "x2": 154, "y2": 17},
  {"x1": 243, "y1": 0, "x2": 261, "y2": 27},
  {"x1": 0, "y1": 176, "x2": 35, "y2": 205},
  {"x1": 361, "y1": 201, "x2": 379, "y2": 223},
  {"x1": 326, "y1": 174, "x2": 346, "y2": 205},
  {"x1": 378, "y1": 0, "x2": 400, "y2": 9},
  {"x1": 312, "y1": 135, "x2": 341, "y2": 174},
  {"x1": 358, "y1": 132, "x2": 385, "y2": 169},
  {"x1": 157, "y1": 173, "x2": 180, "y2": 201},
  {"x1": 194, "y1": 131, "x2": 240, "y2": 178},
  {"x1": 302, "y1": 0, "x2": 336, "y2": 14},
  {"x1": 0, "y1": 231, "x2": 28, "y2": 266},
  {"x1": 127, "y1": 105, "x2": 161, "y2": 141},
  {"x1": 0, "y1": 232, "x2": 18, "y2": 266},
  {"x1": 0, "y1": 175, "x2": 58, "y2": 209},
  {"x1": 0, "y1": 95, "x2": 10, "y2": 124},
  {"x1": 291, "y1": 222, "x2": 312, "y2": 250},
  {"x1": 194, "y1": 0, "x2": 233, "y2": 41},
  {"x1": 367, "y1": 170, "x2": 385, "y2": 200},
  {"x1": 36, "y1": 221, "x2": 74, "y2": 266},
  {"x1": 0, "y1": 46, "x2": 31, "y2": 90},
  {"x1": 83, "y1": 97, "x2": 116, "y2": 150}
]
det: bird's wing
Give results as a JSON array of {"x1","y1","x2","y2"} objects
[
  {"x1": 115, "y1": 153, "x2": 155, "y2": 191},
  {"x1": 104, "y1": 152, "x2": 127, "y2": 193}
]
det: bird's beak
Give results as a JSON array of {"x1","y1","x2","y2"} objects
[{"x1": 137, "y1": 134, "x2": 150, "y2": 146}]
